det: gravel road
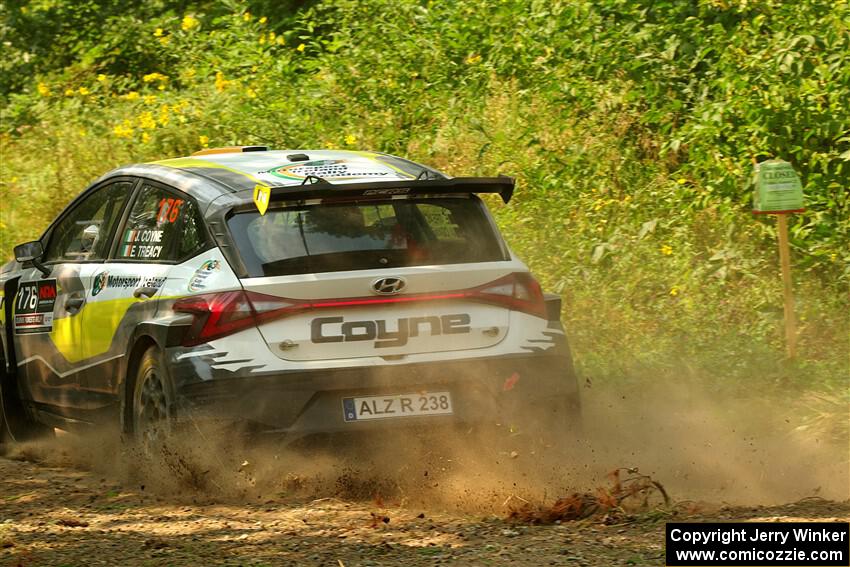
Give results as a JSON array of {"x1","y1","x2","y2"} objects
[{"x1": 1, "y1": 453, "x2": 847, "y2": 567}]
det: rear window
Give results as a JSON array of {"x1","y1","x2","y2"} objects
[{"x1": 228, "y1": 198, "x2": 507, "y2": 277}]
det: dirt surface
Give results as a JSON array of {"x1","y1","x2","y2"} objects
[
  {"x1": 1, "y1": 452, "x2": 848, "y2": 567},
  {"x1": 1, "y1": 380, "x2": 847, "y2": 566}
]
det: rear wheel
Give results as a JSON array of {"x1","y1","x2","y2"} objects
[{"x1": 128, "y1": 346, "x2": 175, "y2": 451}]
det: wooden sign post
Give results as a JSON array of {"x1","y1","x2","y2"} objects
[{"x1": 752, "y1": 159, "x2": 805, "y2": 361}]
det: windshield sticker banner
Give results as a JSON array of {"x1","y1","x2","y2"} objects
[
  {"x1": 14, "y1": 279, "x2": 57, "y2": 334},
  {"x1": 265, "y1": 159, "x2": 402, "y2": 182}
]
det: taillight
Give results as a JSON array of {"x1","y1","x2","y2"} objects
[
  {"x1": 172, "y1": 272, "x2": 547, "y2": 346},
  {"x1": 469, "y1": 272, "x2": 547, "y2": 319},
  {"x1": 173, "y1": 290, "x2": 295, "y2": 346}
]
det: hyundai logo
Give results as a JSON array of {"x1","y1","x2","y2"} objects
[{"x1": 372, "y1": 276, "x2": 407, "y2": 295}]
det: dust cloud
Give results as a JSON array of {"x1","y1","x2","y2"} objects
[{"x1": 4, "y1": 370, "x2": 847, "y2": 514}]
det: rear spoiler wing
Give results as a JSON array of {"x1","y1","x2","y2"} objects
[{"x1": 267, "y1": 176, "x2": 515, "y2": 204}]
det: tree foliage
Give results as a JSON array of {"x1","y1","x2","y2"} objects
[{"x1": 1, "y1": 0, "x2": 847, "y2": 387}]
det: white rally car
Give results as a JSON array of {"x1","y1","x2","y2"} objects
[{"x1": 0, "y1": 147, "x2": 579, "y2": 446}]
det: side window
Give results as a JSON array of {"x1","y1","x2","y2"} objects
[
  {"x1": 44, "y1": 181, "x2": 132, "y2": 263},
  {"x1": 115, "y1": 184, "x2": 205, "y2": 262},
  {"x1": 177, "y1": 195, "x2": 207, "y2": 260}
]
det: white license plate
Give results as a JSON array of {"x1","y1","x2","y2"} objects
[{"x1": 342, "y1": 392, "x2": 453, "y2": 422}]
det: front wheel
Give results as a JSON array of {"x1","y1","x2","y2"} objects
[
  {"x1": 0, "y1": 359, "x2": 54, "y2": 450},
  {"x1": 128, "y1": 346, "x2": 175, "y2": 450}
]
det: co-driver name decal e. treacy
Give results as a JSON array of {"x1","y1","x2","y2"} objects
[{"x1": 121, "y1": 228, "x2": 164, "y2": 259}]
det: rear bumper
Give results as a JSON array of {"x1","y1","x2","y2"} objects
[{"x1": 171, "y1": 351, "x2": 579, "y2": 438}]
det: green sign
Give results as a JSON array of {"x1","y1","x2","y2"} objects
[{"x1": 752, "y1": 159, "x2": 805, "y2": 214}]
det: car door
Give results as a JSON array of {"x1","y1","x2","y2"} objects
[
  {"x1": 80, "y1": 180, "x2": 210, "y2": 395},
  {"x1": 12, "y1": 180, "x2": 134, "y2": 411}
]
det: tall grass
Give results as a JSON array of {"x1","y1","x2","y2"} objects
[{"x1": 0, "y1": 0, "x2": 847, "y2": 425}]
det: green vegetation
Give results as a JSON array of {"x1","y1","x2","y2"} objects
[{"x1": 0, "y1": 0, "x2": 847, "y2": 435}]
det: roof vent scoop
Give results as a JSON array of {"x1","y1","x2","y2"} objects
[
  {"x1": 287, "y1": 153, "x2": 310, "y2": 162},
  {"x1": 192, "y1": 146, "x2": 269, "y2": 156}
]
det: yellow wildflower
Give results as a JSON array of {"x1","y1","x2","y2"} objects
[
  {"x1": 158, "y1": 84, "x2": 166, "y2": 91},
  {"x1": 154, "y1": 28, "x2": 163, "y2": 37},
  {"x1": 159, "y1": 36, "x2": 170, "y2": 46},
  {"x1": 259, "y1": 16, "x2": 267, "y2": 24},
  {"x1": 344, "y1": 134, "x2": 357, "y2": 146},
  {"x1": 324, "y1": 140, "x2": 338, "y2": 149},
  {"x1": 677, "y1": 178, "x2": 687, "y2": 185},
  {"x1": 125, "y1": 91, "x2": 140, "y2": 100},
  {"x1": 144, "y1": 94, "x2": 157, "y2": 105},
  {"x1": 64, "y1": 88, "x2": 75, "y2": 96},
  {"x1": 660, "y1": 244, "x2": 673, "y2": 256},
  {"x1": 37, "y1": 82, "x2": 51, "y2": 96},
  {"x1": 215, "y1": 71, "x2": 229, "y2": 92},
  {"x1": 246, "y1": 87, "x2": 257, "y2": 99},
  {"x1": 296, "y1": 43, "x2": 305, "y2": 52},
  {"x1": 142, "y1": 132, "x2": 151, "y2": 143},
  {"x1": 669, "y1": 286, "x2": 680, "y2": 296},
  {"x1": 259, "y1": 34, "x2": 266, "y2": 44},
  {"x1": 465, "y1": 53, "x2": 482, "y2": 64},
  {"x1": 181, "y1": 15, "x2": 200, "y2": 31},
  {"x1": 159, "y1": 104, "x2": 170, "y2": 126},
  {"x1": 268, "y1": 31, "x2": 276, "y2": 41},
  {"x1": 78, "y1": 86, "x2": 90, "y2": 95},
  {"x1": 143, "y1": 72, "x2": 167, "y2": 83},
  {"x1": 199, "y1": 135, "x2": 209, "y2": 147},
  {"x1": 243, "y1": 12, "x2": 252, "y2": 21},
  {"x1": 138, "y1": 111, "x2": 157, "y2": 130},
  {"x1": 113, "y1": 121, "x2": 134, "y2": 138}
]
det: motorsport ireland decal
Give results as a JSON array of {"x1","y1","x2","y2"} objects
[
  {"x1": 14, "y1": 279, "x2": 57, "y2": 334},
  {"x1": 188, "y1": 260, "x2": 221, "y2": 292},
  {"x1": 91, "y1": 272, "x2": 166, "y2": 297},
  {"x1": 120, "y1": 228, "x2": 165, "y2": 259},
  {"x1": 92, "y1": 271, "x2": 108, "y2": 296}
]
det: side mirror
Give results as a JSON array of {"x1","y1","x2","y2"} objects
[
  {"x1": 14, "y1": 241, "x2": 44, "y2": 263},
  {"x1": 13, "y1": 240, "x2": 50, "y2": 278}
]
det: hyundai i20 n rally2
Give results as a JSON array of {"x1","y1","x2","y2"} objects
[{"x1": 0, "y1": 148, "x2": 580, "y2": 449}]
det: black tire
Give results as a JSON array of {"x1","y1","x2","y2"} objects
[
  {"x1": 0, "y1": 358, "x2": 54, "y2": 449},
  {"x1": 127, "y1": 346, "x2": 175, "y2": 449}
]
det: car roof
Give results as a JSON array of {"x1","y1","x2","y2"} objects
[
  {"x1": 96, "y1": 150, "x2": 448, "y2": 209},
  {"x1": 90, "y1": 150, "x2": 519, "y2": 223}
]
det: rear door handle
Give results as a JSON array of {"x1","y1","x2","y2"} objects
[
  {"x1": 65, "y1": 296, "x2": 85, "y2": 311},
  {"x1": 133, "y1": 286, "x2": 159, "y2": 299}
]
